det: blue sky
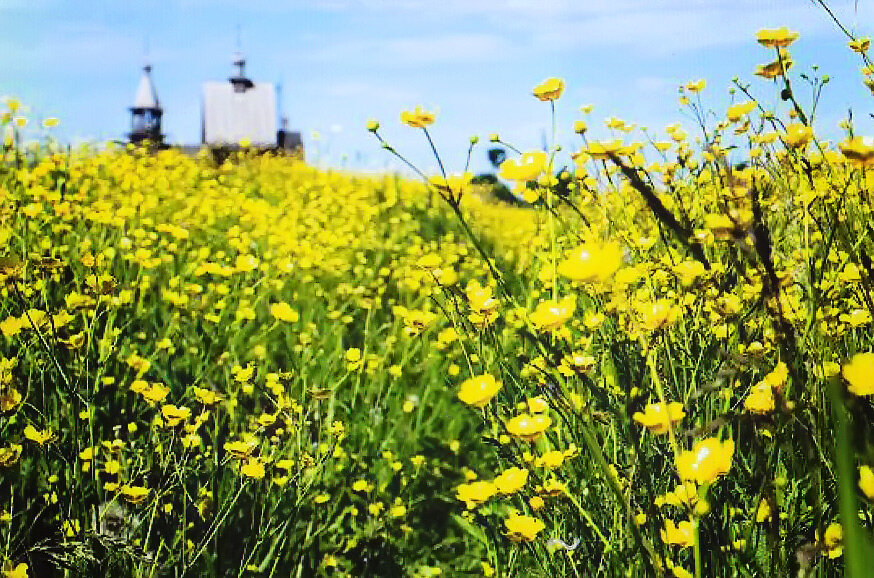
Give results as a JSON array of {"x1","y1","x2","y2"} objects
[{"x1": 2, "y1": 0, "x2": 874, "y2": 175}]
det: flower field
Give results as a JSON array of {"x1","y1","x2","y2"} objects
[{"x1": 2, "y1": 25, "x2": 874, "y2": 578}]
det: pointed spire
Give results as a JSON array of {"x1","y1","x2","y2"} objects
[{"x1": 133, "y1": 63, "x2": 160, "y2": 110}]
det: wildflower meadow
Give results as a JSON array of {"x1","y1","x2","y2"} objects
[{"x1": 3, "y1": 17, "x2": 874, "y2": 578}]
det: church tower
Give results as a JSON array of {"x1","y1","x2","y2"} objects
[{"x1": 128, "y1": 63, "x2": 163, "y2": 145}]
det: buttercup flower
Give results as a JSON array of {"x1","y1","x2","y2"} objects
[
  {"x1": 0, "y1": 444, "x2": 22, "y2": 467},
  {"x1": 493, "y1": 467, "x2": 528, "y2": 494},
  {"x1": 400, "y1": 106, "x2": 435, "y2": 128},
  {"x1": 821, "y1": 522, "x2": 843, "y2": 558},
  {"x1": 639, "y1": 299, "x2": 682, "y2": 331},
  {"x1": 684, "y1": 79, "x2": 705, "y2": 93},
  {"x1": 120, "y1": 485, "x2": 150, "y2": 504},
  {"x1": 504, "y1": 513, "x2": 545, "y2": 542},
  {"x1": 839, "y1": 136, "x2": 874, "y2": 167},
  {"x1": 530, "y1": 296, "x2": 576, "y2": 332},
  {"x1": 842, "y1": 352, "x2": 874, "y2": 396},
  {"x1": 23, "y1": 425, "x2": 55, "y2": 445},
  {"x1": 270, "y1": 302, "x2": 300, "y2": 323},
  {"x1": 633, "y1": 402, "x2": 685, "y2": 435},
  {"x1": 499, "y1": 151, "x2": 547, "y2": 182},
  {"x1": 744, "y1": 383, "x2": 775, "y2": 414},
  {"x1": 457, "y1": 374, "x2": 502, "y2": 408},
  {"x1": 726, "y1": 101, "x2": 756, "y2": 122},
  {"x1": 241, "y1": 458, "x2": 266, "y2": 480},
  {"x1": 506, "y1": 413, "x2": 552, "y2": 441},
  {"x1": 859, "y1": 465, "x2": 874, "y2": 500},
  {"x1": 661, "y1": 518, "x2": 695, "y2": 548},
  {"x1": 783, "y1": 123, "x2": 813, "y2": 148},
  {"x1": 532, "y1": 77, "x2": 565, "y2": 101},
  {"x1": 455, "y1": 480, "x2": 497, "y2": 508},
  {"x1": 756, "y1": 27, "x2": 799, "y2": 48},
  {"x1": 676, "y1": 438, "x2": 734, "y2": 485},
  {"x1": 557, "y1": 241, "x2": 623, "y2": 284}
]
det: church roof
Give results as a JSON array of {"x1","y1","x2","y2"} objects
[{"x1": 132, "y1": 65, "x2": 160, "y2": 110}]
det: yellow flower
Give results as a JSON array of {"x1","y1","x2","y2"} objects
[
  {"x1": 755, "y1": 498, "x2": 772, "y2": 523},
  {"x1": 270, "y1": 302, "x2": 300, "y2": 323},
  {"x1": 0, "y1": 316, "x2": 25, "y2": 338},
  {"x1": 755, "y1": 59, "x2": 792, "y2": 79},
  {"x1": 535, "y1": 450, "x2": 567, "y2": 469},
  {"x1": 632, "y1": 402, "x2": 685, "y2": 435},
  {"x1": 2, "y1": 562, "x2": 29, "y2": 578},
  {"x1": 532, "y1": 77, "x2": 565, "y2": 101},
  {"x1": 193, "y1": 386, "x2": 223, "y2": 406},
  {"x1": 241, "y1": 458, "x2": 266, "y2": 479},
  {"x1": 0, "y1": 444, "x2": 22, "y2": 467},
  {"x1": 160, "y1": 404, "x2": 191, "y2": 427},
  {"x1": 526, "y1": 396, "x2": 549, "y2": 413},
  {"x1": 859, "y1": 465, "x2": 874, "y2": 500},
  {"x1": 573, "y1": 120, "x2": 587, "y2": 134},
  {"x1": 839, "y1": 136, "x2": 874, "y2": 166},
  {"x1": 120, "y1": 484, "x2": 150, "y2": 504},
  {"x1": 504, "y1": 513, "x2": 545, "y2": 542},
  {"x1": 352, "y1": 479, "x2": 372, "y2": 493},
  {"x1": 557, "y1": 241, "x2": 623, "y2": 283},
  {"x1": 455, "y1": 480, "x2": 497, "y2": 508},
  {"x1": 400, "y1": 106, "x2": 435, "y2": 128},
  {"x1": 743, "y1": 383, "x2": 775, "y2": 414},
  {"x1": 676, "y1": 438, "x2": 734, "y2": 485},
  {"x1": 726, "y1": 101, "x2": 756, "y2": 122},
  {"x1": 499, "y1": 151, "x2": 547, "y2": 182},
  {"x1": 849, "y1": 37, "x2": 871, "y2": 53},
  {"x1": 466, "y1": 280, "x2": 498, "y2": 313},
  {"x1": 756, "y1": 27, "x2": 799, "y2": 48},
  {"x1": 822, "y1": 522, "x2": 843, "y2": 558},
  {"x1": 673, "y1": 260, "x2": 706, "y2": 286},
  {"x1": 23, "y1": 425, "x2": 55, "y2": 445},
  {"x1": 493, "y1": 467, "x2": 528, "y2": 494},
  {"x1": 585, "y1": 139, "x2": 625, "y2": 160},
  {"x1": 783, "y1": 123, "x2": 813, "y2": 148},
  {"x1": 141, "y1": 383, "x2": 170, "y2": 405},
  {"x1": 661, "y1": 519, "x2": 695, "y2": 548},
  {"x1": 0, "y1": 388, "x2": 22, "y2": 412},
  {"x1": 537, "y1": 478, "x2": 568, "y2": 497},
  {"x1": 224, "y1": 440, "x2": 256, "y2": 459},
  {"x1": 661, "y1": 482, "x2": 699, "y2": 509},
  {"x1": 529, "y1": 296, "x2": 576, "y2": 332},
  {"x1": 684, "y1": 79, "x2": 705, "y2": 93},
  {"x1": 639, "y1": 299, "x2": 682, "y2": 331},
  {"x1": 457, "y1": 374, "x2": 502, "y2": 408},
  {"x1": 506, "y1": 412, "x2": 552, "y2": 441},
  {"x1": 842, "y1": 352, "x2": 874, "y2": 396}
]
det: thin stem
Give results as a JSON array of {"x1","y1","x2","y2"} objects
[{"x1": 422, "y1": 127, "x2": 448, "y2": 180}]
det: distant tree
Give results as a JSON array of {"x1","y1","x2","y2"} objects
[{"x1": 471, "y1": 173, "x2": 520, "y2": 205}]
